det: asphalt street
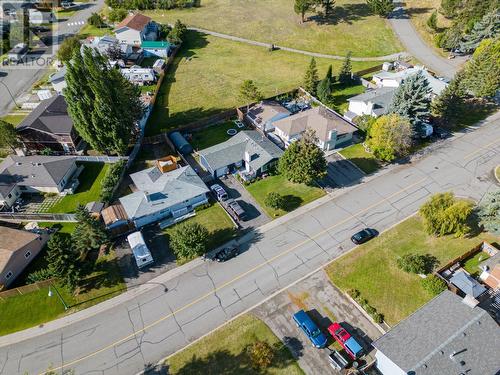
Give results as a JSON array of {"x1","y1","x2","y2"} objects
[
  {"x1": 0, "y1": 1, "x2": 104, "y2": 116},
  {"x1": 0, "y1": 115, "x2": 498, "y2": 374}
]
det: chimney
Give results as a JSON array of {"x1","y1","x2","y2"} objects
[{"x1": 244, "y1": 151, "x2": 251, "y2": 163}]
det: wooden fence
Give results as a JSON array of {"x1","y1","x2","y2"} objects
[
  {"x1": 435, "y1": 241, "x2": 499, "y2": 276},
  {"x1": 0, "y1": 278, "x2": 56, "y2": 300}
]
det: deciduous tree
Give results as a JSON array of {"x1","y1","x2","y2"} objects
[
  {"x1": 0, "y1": 119, "x2": 19, "y2": 151},
  {"x1": 108, "y1": 8, "x2": 128, "y2": 23},
  {"x1": 366, "y1": 114, "x2": 412, "y2": 162},
  {"x1": 169, "y1": 221, "x2": 209, "y2": 259},
  {"x1": 239, "y1": 80, "x2": 263, "y2": 111},
  {"x1": 295, "y1": 0, "x2": 312, "y2": 23},
  {"x1": 168, "y1": 19, "x2": 187, "y2": 44},
  {"x1": 462, "y1": 38, "x2": 500, "y2": 97},
  {"x1": 264, "y1": 192, "x2": 286, "y2": 210},
  {"x1": 247, "y1": 341, "x2": 274, "y2": 369},
  {"x1": 303, "y1": 57, "x2": 319, "y2": 95}
]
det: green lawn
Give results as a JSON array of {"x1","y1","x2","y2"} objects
[
  {"x1": 246, "y1": 174, "x2": 325, "y2": 218},
  {"x1": 1, "y1": 113, "x2": 28, "y2": 126},
  {"x1": 78, "y1": 24, "x2": 113, "y2": 38},
  {"x1": 48, "y1": 162, "x2": 109, "y2": 213},
  {"x1": 326, "y1": 81, "x2": 365, "y2": 113},
  {"x1": 190, "y1": 120, "x2": 244, "y2": 150},
  {"x1": 338, "y1": 143, "x2": 381, "y2": 174},
  {"x1": 0, "y1": 249, "x2": 125, "y2": 336},
  {"x1": 145, "y1": 0, "x2": 401, "y2": 57},
  {"x1": 146, "y1": 30, "x2": 379, "y2": 135},
  {"x1": 55, "y1": 9, "x2": 77, "y2": 18},
  {"x1": 166, "y1": 314, "x2": 304, "y2": 374},
  {"x1": 325, "y1": 215, "x2": 499, "y2": 325},
  {"x1": 163, "y1": 203, "x2": 237, "y2": 264},
  {"x1": 463, "y1": 252, "x2": 490, "y2": 277}
]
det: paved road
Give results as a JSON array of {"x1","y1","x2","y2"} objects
[
  {"x1": 0, "y1": 1, "x2": 104, "y2": 116},
  {"x1": 388, "y1": 4, "x2": 466, "y2": 78},
  {"x1": 0, "y1": 113, "x2": 498, "y2": 374}
]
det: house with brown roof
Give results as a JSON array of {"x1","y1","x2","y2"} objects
[
  {"x1": 0, "y1": 226, "x2": 49, "y2": 289},
  {"x1": 273, "y1": 106, "x2": 357, "y2": 151},
  {"x1": 114, "y1": 13, "x2": 157, "y2": 46},
  {"x1": 244, "y1": 100, "x2": 291, "y2": 132}
]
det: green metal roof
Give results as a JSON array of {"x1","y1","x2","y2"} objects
[{"x1": 141, "y1": 41, "x2": 171, "y2": 49}]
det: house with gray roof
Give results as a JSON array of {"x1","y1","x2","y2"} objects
[
  {"x1": 345, "y1": 87, "x2": 396, "y2": 120},
  {"x1": 450, "y1": 270, "x2": 487, "y2": 298},
  {"x1": 373, "y1": 66, "x2": 447, "y2": 97},
  {"x1": 16, "y1": 95, "x2": 82, "y2": 154},
  {"x1": 119, "y1": 164, "x2": 209, "y2": 228},
  {"x1": 198, "y1": 130, "x2": 283, "y2": 179},
  {"x1": 0, "y1": 155, "x2": 78, "y2": 209},
  {"x1": 373, "y1": 290, "x2": 500, "y2": 375}
]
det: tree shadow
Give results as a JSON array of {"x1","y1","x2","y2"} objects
[
  {"x1": 282, "y1": 195, "x2": 303, "y2": 212},
  {"x1": 311, "y1": 3, "x2": 372, "y2": 25},
  {"x1": 282, "y1": 336, "x2": 304, "y2": 358}
]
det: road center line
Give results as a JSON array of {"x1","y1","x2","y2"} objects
[{"x1": 41, "y1": 176, "x2": 427, "y2": 374}]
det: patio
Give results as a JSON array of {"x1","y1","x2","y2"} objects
[{"x1": 13, "y1": 194, "x2": 62, "y2": 214}]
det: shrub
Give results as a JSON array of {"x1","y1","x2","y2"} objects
[
  {"x1": 88, "y1": 13, "x2": 105, "y2": 28},
  {"x1": 421, "y1": 275, "x2": 447, "y2": 296},
  {"x1": 264, "y1": 192, "x2": 286, "y2": 210},
  {"x1": 27, "y1": 268, "x2": 52, "y2": 284},
  {"x1": 427, "y1": 10, "x2": 438, "y2": 31},
  {"x1": 100, "y1": 160, "x2": 126, "y2": 203},
  {"x1": 247, "y1": 341, "x2": 274, "y2": 369},
  {"x1": 169, "y1": 221, "x2": 209, "y2": 259},
  {"x1": 347, "y1": 288, "x2": 360, "y2": 298},
  {"x1": 396, "y1": 253, "x2": 437, "y2": 274},
  {"x1": 108, "y1": 8, "x2": 128, "y2": 23}
]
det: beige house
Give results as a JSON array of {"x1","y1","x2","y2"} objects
[
  {"x1": 0, "y1": 226, "x2": 49, "y2": 289},
  {"x1": 273, "y1": 106, "x2": 357, "y2": 151},
  {"x1": 114, "y1": 13, "x2": 157, "y2": 46}
]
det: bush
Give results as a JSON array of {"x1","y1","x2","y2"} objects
[
  {"x1": 264, "y1": 192, "x2": 286, "y2": 210},
  {"x1": 347, "y1": 288, "x2": 360, "y2": 298},
  {"x1": 396, "y1": 253, "x2": 437, "y2": 274},
  {"x1": 26, "y1": 268, "x2": 52, "y2": 284},
  {"x1": 108, "y1": 8, "x2": 128, "y2": 23},
  {"x1": 88, "y1": 13, "x2": 105, "y2": 27},
  {"x1": 421, "y1": 275, "x2": 447, "y2": 296},
  {"x1": 169, "y1": 221, "x2": 209, "y2": 259},
  {"x1": 100, "y1": 160, "x2": 126, "y2": 203},
  {"x1": 427, "y1": 10, "x2": 438, "y2": 31},
  {"x1": 247, "y1": 341, "x2": 274, "y2": 369},
  {"x1": 350, "y1": 290, "x2": 384, "y2": 324}
]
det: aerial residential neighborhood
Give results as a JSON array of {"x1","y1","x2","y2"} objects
[{"x1": 0, "y1": 0, "x2": 499, "y2": 374}]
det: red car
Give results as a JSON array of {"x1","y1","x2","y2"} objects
[{"x1": 327, "y1": 322, "x2": 363, "y2": 359}]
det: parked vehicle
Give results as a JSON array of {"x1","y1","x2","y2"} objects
[
  {"x1": 351, "y1": 228, "x2": 378, "y2": 245},
  {"x1": 226, "y1": 199, "x2": 247, "y2": 221},
  {"x1": 293, "y1": 310, "x2": 328, "y2": 348},
  {"x1": 214, "y1": 245, "x2": 239, "y2": 262},
  {"x1": 210, "y1": 184, "x2": 228, "y2": 201},
  {"x1": 328, "y1": 349, "x2": 349, "y2": 371},
  {"x1": 327, "y1": 322, "x2": 363, "y2": 359},
  {"x1": 127, "y1": 231, "x2": 154, "y2": 269}
]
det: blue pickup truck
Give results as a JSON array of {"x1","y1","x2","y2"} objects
[{"x1": 293, "y1": 310, "x2": 328, "y2": 348}]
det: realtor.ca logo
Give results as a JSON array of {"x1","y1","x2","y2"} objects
[{"x1": 0, "y1": 0, "x2": 67, "y2": 69}]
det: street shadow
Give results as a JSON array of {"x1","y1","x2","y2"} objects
[{"x1": 311, "y1": 3, "x2": 372, "y2": 25}]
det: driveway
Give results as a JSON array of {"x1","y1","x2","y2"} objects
[
  {"x1": 318, "y1": 153, "x2": 365, "y2": 192},
  {"x1": 217, "y1": 175, "x2": 271, "y2": 229},
  {"x1": 253, "y1": 271, "x2": 383, "y2": 375}
]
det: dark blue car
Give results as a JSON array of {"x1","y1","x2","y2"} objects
[{"x1": 293, "y1": 310, "x2": 328, "y2": 348}]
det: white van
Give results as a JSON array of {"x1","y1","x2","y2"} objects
[{"x1": 127, "y1": 231, "x2": 154, "y2": 269}]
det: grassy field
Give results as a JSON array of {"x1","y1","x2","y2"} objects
[
  {"x1": 325, "y1": 215, "x2": 499, "y2": 325},
  {"x1": 145, "y1": 0, "x2": 401, "y2": 57},
  {"x1": 246, "y1": 174, "x2": 325, "y2": 218},
  {"x1": 146, "y1": 30, "x2": 380, "y2": 135},
  {"x1": 1, "y1": 113, "x2": 28, "y2": 126},
  {"x1": 78, "y1": 24, "x2": 113, "y2": 38},
  {"x1": 163, "y1": 203, "x2": 237, "y2": 264},
  {"x1": 189, "y1": 120, "x2": 244, "y2": 150},
  {"x1": 166, "y1": 314, "x2": 304, "y2": 374},
  {"x1": 0, "y1": 249, "x2": 124, "y2": 336},
  {"x1": 326, "y1": 81, "x2": 365, "y2": 113},
  {"x1": 338, "y1": 143, "x2": 381, "y2": 174},
  {"x1": 48, "y1": 162, "x2": 109, "y2": 213}
]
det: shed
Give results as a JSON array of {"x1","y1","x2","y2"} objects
[
  {"x1": 169, "y1": 132, "x2": 193, "y2": 155},
  {"x1": 450, "y1": 270, "x2": 487, "y2": 298}
]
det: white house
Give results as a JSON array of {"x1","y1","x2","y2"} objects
[
  {"x1": 273, "y1": 106, "x2": 357, "y2": 151},
  {"x1": 373, "y1": 66, "x2": 447, "y2": 97},
  {"x1": 120, "y1": 67, "x2": 156, "y2": 85},
  {"x1": 114, "y1": 13, "x2": 157, "y2": 46},
  {"x1": 345, "y1": 87, "x2": 396, "y2": 120},
  {"x1": 245, "y1": 101, "x2": 291, "y2": 132},
  {"x1": 49, "y1": 66, "x2": 67, "y2": 93},
  {"x1": 119, "y1": 163, "x2": 209, "y2": 228}
]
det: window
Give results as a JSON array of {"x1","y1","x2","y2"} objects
[
  {"x1": 5, "y1": 271, "x2": 13, "y2": 280},
  {"x1": 25, "y1": 251, "x2": 31, "y2": 259}
]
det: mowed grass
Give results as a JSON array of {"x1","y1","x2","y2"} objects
[
  {"x1": 163, "y1": 203, "x2": 237, "y2": 264},
  {"x1": 246, "y1": 174, "x2": 325, "y2": 218},
  {"x1": 48, "y1": 162, "x2": 109, "y2": 213},
  {"x1": 338, "y1": 143, "x2": 381, "y2": 174},
  {"x1": 1, "y1": 113, "x2": 28, "y2": 126},
  {"x1": 189, "y1": 120, "x2": 244, "y2": 150},
  {"x1": 166, "y1": 314, "x2": 304, "y2": 374},
  {"x1": 327, "y1": 81, "x2": 365, "y2": 113},
  {"x1": 145, "y1": 0, "x2": 401, "y2": 57},
  {"x1": 146, "y1": 31, "x2": 379, "y2": 135},
  {"x1": 325, "y1": 215, "x2": 499, "y2": 325}
]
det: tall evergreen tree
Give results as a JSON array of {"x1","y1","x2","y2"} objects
[
  {"x1": 459, "y1": 10, "x2": 499, "y2": 53},
  {"x1": 64, "y1": 47, "x2": 144, "y2": 155},
  {"x1": 294, "y1": 0, "x2": 312, "y2": 23},
  {"x1": 316, "y1": 0, "x2": 335, "y2": 18},
  {"x1": 46, "y1": 234, "x2": 82, "y2": 291},
  {"x1": 303, "y1": 57, "x2": 319, "y2": 95},
  {"x1": 338, "y1": 52, "x2": 352, "y2": 85},
  {"x1": 0, "y1": 120, "x2": 20, "y2": 151},
  {"x1": 427, "y1": 10, "x2": 438, "y2": 31},
  {"x1": 316, "y1": 65, "x2": 334, "y2": 102},
  {"x1": 431, "y1": 71, "x2": 466, "y2": 127},
  {"x1": 366, "y1": 0, "x2": 395, "y2": 18},
  {"x1": 239, "y1": 80, "x2": 263, "y2": 110},
  {"x1": 462, "y1": 38, "x2": 500, "y2": 97},
  {"x1": 388, "y1": 71, "x2": 432, "y2": 126},
  {"x1": 72, "y1": 205, "x2": 108, "y2": 259}
]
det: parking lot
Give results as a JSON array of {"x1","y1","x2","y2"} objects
[
  {"x1": 253, "y1": 270, "x2": 382, "y2": 374},
  {"x1": 319, "y1": 153, "x2": 366, "y2": 192}
]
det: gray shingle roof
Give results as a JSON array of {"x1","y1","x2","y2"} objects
[
  {"x1": 450, "y1": 271, "x2": 487, "y2": 298},
  {"x1": 16, "y1": 95, "x2": 73, "y2": 135},
  {"x1": 373, "y1": 291, "x2": 500, "y2": 375},
  {"x1": 198, "y1": 130, "x2": 283, "y2": 173},
  {"x1": 0, "y1": 155, "x2": 76, "y2": 197},
  {"x1": 348, "y1": 87, "x2": 396, "y2": 113},
  {"x1": 49, "y1": 66, "x2": 67, "y2": 84},
  {"x1": 119, "y1": 165, "x2": 209, "y2": 219}
]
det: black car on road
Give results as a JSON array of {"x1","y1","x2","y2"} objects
[
  {"x1": 351, "y1": 228, "x2": 378, "y2": 245},
  {"x1": 214, "y1": 246, "x2": 239, "y2": 262}
]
